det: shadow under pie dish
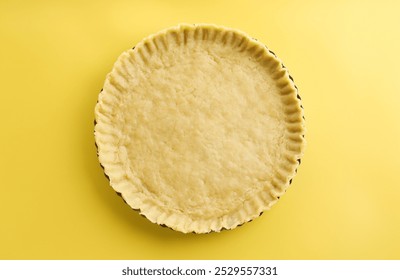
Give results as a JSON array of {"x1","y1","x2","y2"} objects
[{"x1": 94, "y1": 24, "x2": 305, "y2": 233}]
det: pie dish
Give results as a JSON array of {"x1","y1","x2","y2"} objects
[{"x1": 94, "y1": 24, "x2": 305, "y2": 233}]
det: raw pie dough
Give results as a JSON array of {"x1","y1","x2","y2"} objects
[{"x1": 94, "y1": 24, "x2": 305, "y2": 233}]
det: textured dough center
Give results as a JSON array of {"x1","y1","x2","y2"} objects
[{"x1": 121, "y1": 42, "x2": 285, "y2": 219}]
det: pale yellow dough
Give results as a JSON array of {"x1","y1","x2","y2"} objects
[{"x1": 95, "y1": 24, "x2": 305, "y2": 233}]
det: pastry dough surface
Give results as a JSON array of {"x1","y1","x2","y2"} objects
[{"x1": 95, "y1": 24, "x2": 305, "y2": 233}]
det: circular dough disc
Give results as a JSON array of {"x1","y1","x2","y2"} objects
[{"x1": 95, "y1": 24, "x2": 305, "y2": 233}]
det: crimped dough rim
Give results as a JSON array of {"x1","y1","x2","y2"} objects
[{"x1": 94, "y1": 24, "x2": 305, "y2": 233}]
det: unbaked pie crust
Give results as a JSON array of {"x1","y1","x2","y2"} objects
[{"x1": 95, "y1": 24, "x2": 305, "y2": 233}]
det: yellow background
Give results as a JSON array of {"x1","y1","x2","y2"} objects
[{"x1": 1, "y1": 0, "x2": 399, "y2": 259}]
